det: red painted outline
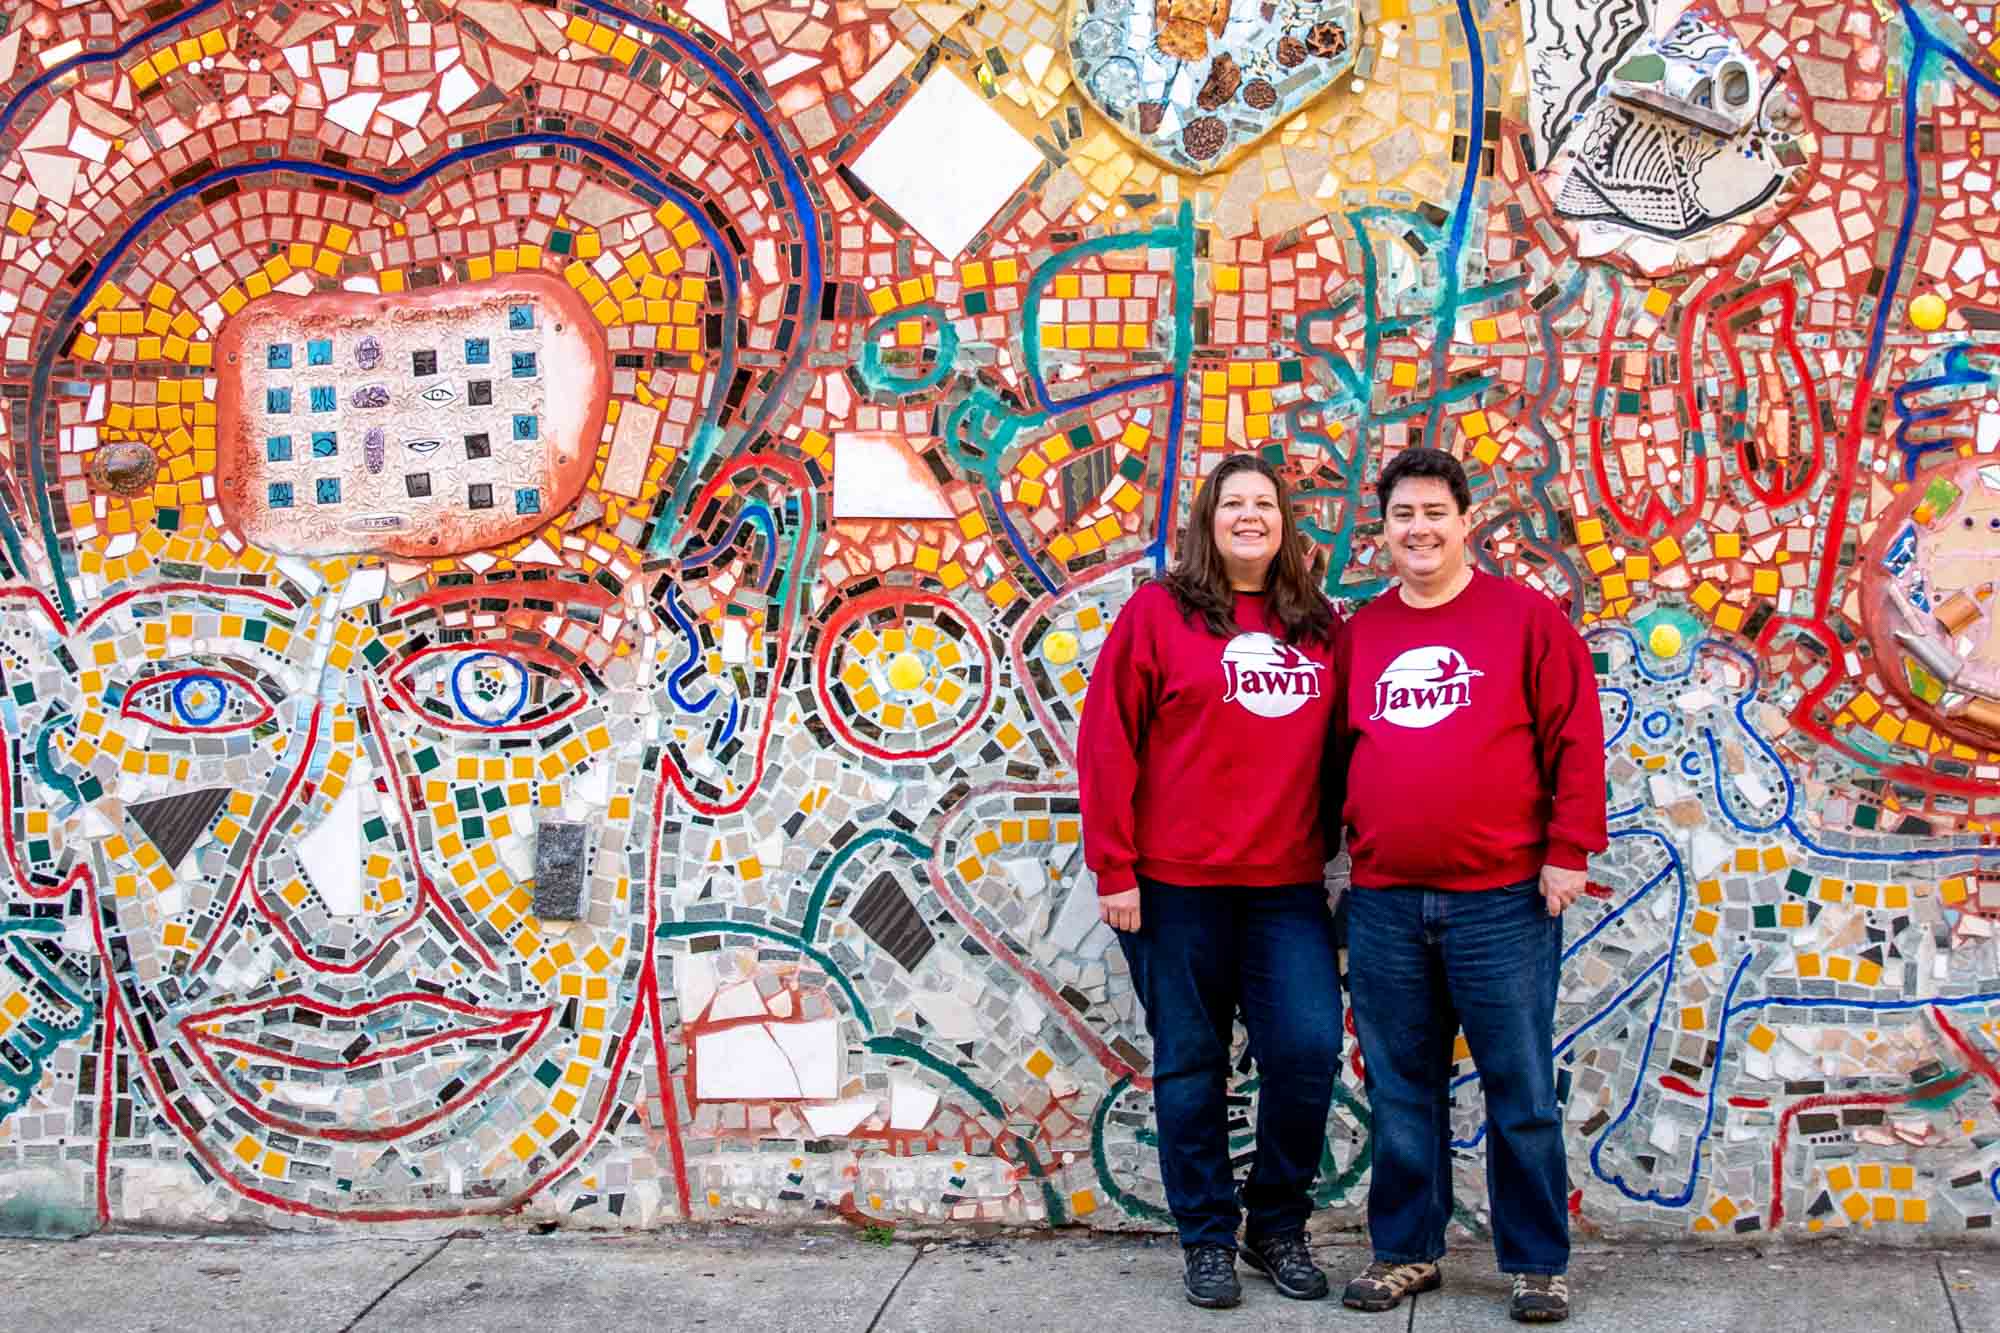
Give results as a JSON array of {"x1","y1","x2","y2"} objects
[
  {"x1": 1703, "y1": 282, "x2": 1826, "y2": 509},
  {"x1": 1766, "y1": 1076, "x2": 1969, "y2": 1230},
  {"x1": 814, "y1": 587, "x2": 996, "y2": 761},
  {"x1": 178, "y1": 994, "x2": 552, "y2": 1143},
  {"x1": 75, "y1": 580, "x2": 297, "y2": 635},
  {"x1": 384, "y1": 641, "x2": 589, "y2": 735},
  {"x1": 925, "y1": 779, "x2": 1144, "y2": 1088},
  {"x1": 120, "y1": 665, "x2": 278, "y2": 734},
  {"x1": 185, "y1": 700, "x2": 324, "y2": 975},
  {"x1": 91, "y1": 900, "x2": 652, "y2": 1222}
]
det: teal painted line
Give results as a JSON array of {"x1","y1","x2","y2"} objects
[
  {"x1": 647, "y1": 423, "x2": 722, "y2": 558},
  {"x1": 801, "y1": 827, "x2": 931, "y2": 942},
  {"x1": 655, "y1": 920, "x2": 874, "y2": 1035},
  {"x1": 1312, "y1": 1079, "x2": 1374, "y2": 1205},
  {"x1": 32, "y1": 708, "x2": 80, "y2": 813},
  {"x1": 866, "y1": 1036, "x2": 1066, "y2": 1225},
  {"x1": 858, "y1": 303, "x2": 960, "y2": 395},
  {"x1": 1088, "y1": 1074, "x2": 1172, "y2": 1223},
  {"x1": 942, "y1": 383, "x2": 1035, "y2": 491},
  {"x1": 1021, "y1": 203, "x2": 1194, "y2": 417},
  {"x1": 0, "y1": 920, "x2": 96, "y2": 1121},
  {"x1": 867, "y1": 1037, "x2": 1008, "y2": 1119},
  {"x1": 1374, "y1": 374, "x2": 1498, "y2": 423}
]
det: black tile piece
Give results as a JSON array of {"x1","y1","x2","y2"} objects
[
  {"x1": 128, "y1": 787, "x2": 232, "y2": 869},
  {"x1": 847, "y1": 871, "x2": 934, "y2": 971}
]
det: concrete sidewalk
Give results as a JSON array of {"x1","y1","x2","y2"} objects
[{"x1": 5, "y1": 1227, "x2": 1994, "y2": 1332}]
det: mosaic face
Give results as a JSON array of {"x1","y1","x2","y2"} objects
[{"x1": 0, "y1": 543, "x2": 670, "y2": 1213}]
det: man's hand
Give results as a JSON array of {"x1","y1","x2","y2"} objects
[
  {"x1": 1540, "y1": 864, "x2": 1587, "y2": 916},
  {"x1": 1099, "y1": 887, "x2": 1141, "y2": 932}
]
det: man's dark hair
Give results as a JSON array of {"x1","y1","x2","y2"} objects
[{"x1": 1375, "y1": 447, "x2": 1472, "y2": 516}]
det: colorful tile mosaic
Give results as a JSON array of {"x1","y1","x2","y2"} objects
[{"x1": 0, "y1": 0, "x2": 1996, "y2": 1245}]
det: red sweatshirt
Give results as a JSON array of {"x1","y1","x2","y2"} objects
[
  {"x1": 1079, "y1": 582, "x2": 1338, "y2": 896},
  {"x1": 1333, "y1": 570, "x2": 1607, "y2": 890}
]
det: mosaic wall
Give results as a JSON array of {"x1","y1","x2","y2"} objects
[{"x1": 0, "y1": 0, "x2": 1998, "y2": 1245}]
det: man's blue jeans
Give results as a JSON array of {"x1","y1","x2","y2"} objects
[
  {"x1": 1115, "y1": 877, "x2": 1341, "y2": 1249},
  {"x1": 1342, "y1": 881, "x2": 1569, "y2": 1275}
]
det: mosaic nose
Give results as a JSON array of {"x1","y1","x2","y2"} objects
[{"x1": 250, "y1": 736, "x2": 437, "y2": 974}]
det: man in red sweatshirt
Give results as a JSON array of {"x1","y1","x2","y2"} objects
[{"x1": 1332, "y1": 448, "x2": 1606, "y2": 1325}]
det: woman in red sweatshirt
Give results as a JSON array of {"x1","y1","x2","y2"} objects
[{"x1": 1078, "y1": 452, "x2": 1342, "y2": 1310}]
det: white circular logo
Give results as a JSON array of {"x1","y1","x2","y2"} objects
[
  {"x1": 1219, "y1": 633, "x2": 1325, "y2": 719},
  {"x1": 1368, "y1": 645, "x2": 1484, "y2": 729}
]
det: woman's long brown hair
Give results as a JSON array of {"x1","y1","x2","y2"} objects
[{"x1": 1157, "y1": 452, "x2": 1334, "y2": 645}]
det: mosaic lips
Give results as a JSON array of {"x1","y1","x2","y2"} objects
[{"x1": 180, "y1": 994, "x2": 553, "y2": 1143}]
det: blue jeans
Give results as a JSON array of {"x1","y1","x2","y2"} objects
[
  {"x1": 1116, "y1": 878, "x2": 1341, "y2": 1249},
  {"x1": 1343, "y1": 881, "x2": 1568, "y2": 1275}
]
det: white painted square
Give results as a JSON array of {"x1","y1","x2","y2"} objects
[
  {"x1": 831, "y1": 431, "x2": 953, "y2": 519},
  {"x1": 853, "y1": 72, "x2": 1042, "y2": 259}
]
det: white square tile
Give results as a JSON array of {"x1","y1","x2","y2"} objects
[{"x1": 853, "y1": 71, "x2": 1043, "y2": 258}]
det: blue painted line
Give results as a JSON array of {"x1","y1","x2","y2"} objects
[
  {"x1": 1724, "y1": 988, "x2": 2000, "y2": 1022},
  {"x1": 660, "y1": 581, "x2": 720, "y2": 715},
  {"x1": 27, "y1": 132, "x2": 741, "y2": 621},
  {"x1": 718, "y1": 693, "x2": 740, "y2": 747},
  {"x1": 572, "y1": 0, "x2": 821, "y2": 445},
  {"x1": 682, "y1": 500, "x2": 778, "y2": 586},
  {"x1": 1446, "y1": 0, "x2": 1485, "y2": 296},
  {"x1": 1864, "y1": 4, "x2": 2000, "y2": 388},
  {"x1": 0, "y1": 0, "x2": 228, "y2": 144},
  {"x1": 1450, "y1": 836, "x2": 1681, "y2": 1149},
  {"x1": 1602, "y1": 686, "x2": 1634, "y2": 748},
  {"x1": 1038, "y1": 372, "x2": 1176, "y2": 419},
  {"x1": 449, "y1": 652, "x2": 528, "y2": 728},
  {"x1": 1589, "y1": 625, "x2": 1986, "y2": 866},
  {"x1": 994, "y1": 496, "x2": 1059, "y2": 596},
  {"x1": 1890, "y1": 344, "x2": 1995, "y2": 478}
]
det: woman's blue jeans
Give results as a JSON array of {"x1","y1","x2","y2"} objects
[
  {"x1": 1342, "y1": 880, "x2": 1569, "y2": 1276},
  {"x1": 1115, "y1": 877, "x2": 1342, "y2": 1249}
]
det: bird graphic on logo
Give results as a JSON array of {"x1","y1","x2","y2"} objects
[
  {"x1": 1369, "y1": 646, "x2": 1484, "y2": 729},
  {"x1": 1427, "y1": 651, "x2": 1473, "y2": 683}
]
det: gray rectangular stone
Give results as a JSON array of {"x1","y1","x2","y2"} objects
[{"x1": 532, "y1": 819, "x2": 589, "y2": 920}]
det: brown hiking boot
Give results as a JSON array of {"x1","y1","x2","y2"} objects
[
  {"x1": 1510, "y1": 1273, "x2": 1570, "y2": 1322},
  {"x1": 1341, "y1": 1259, "x2": 1441, "y2": 1311}
]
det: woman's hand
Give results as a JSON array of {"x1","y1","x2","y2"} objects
[{"x1": 1099, "y1": 887, "x2": 1141, "y2": 932}]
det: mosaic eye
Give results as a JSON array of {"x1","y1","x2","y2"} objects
[
  {"x1": 121, "y1": 667, "x2": 278, "y2": 734},
  {"x1": 387, "y1": 645, "x2": 588, "y2": 733}
]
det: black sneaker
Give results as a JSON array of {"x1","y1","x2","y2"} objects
[
  {"x1": 1241, "y1": 1232, "x2": 1329, "y2": 1300},
  {"x1": 1510, "y1": 1273, "x2": 1569, "y2": 1323},
  {"x1": 1183, "y1": 1244, "x2": 1242, "y2": 1309}
]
